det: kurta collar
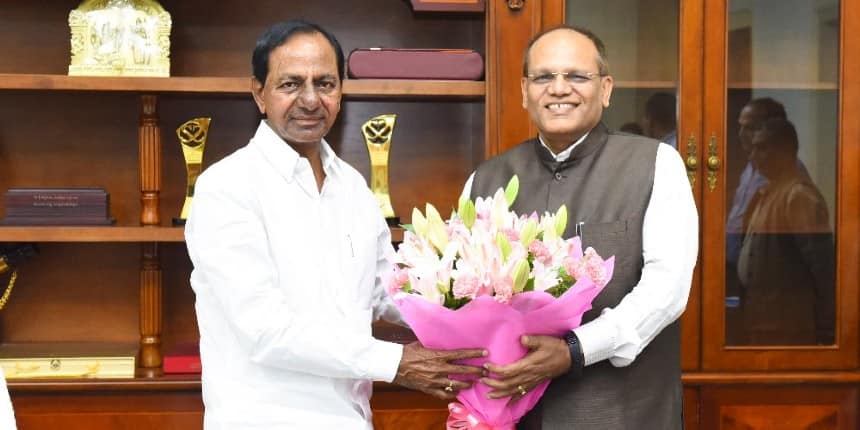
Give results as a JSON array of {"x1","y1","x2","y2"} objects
[
  {"x1": 251, "y1": 120, "x2": 341, "y2": 183},
  {"x1": 534, "y1": 122, "x2": 609, "y2": 171}
]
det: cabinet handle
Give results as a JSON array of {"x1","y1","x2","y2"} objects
[
  {"x1": 684, "y1": 133, "x2": 698, "y2": 189},
  {"x1": 506, "y1": 0, "x2": 524, "y2": 11},
  {"x1": 707, "y1": 133, "x2": 721, "y2": 192}
]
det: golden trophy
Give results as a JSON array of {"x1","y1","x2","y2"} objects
[
  {"x1": 174, "y1": 117, "x2": 211, "y2": 226},
  {"x1": 68, "y1": 0, "x2": 172, "y2": 77},
  {"x1": 361, "y1": 114, "x2": 399, "y2": 225}
]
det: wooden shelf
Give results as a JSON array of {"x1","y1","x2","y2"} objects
[
  {"x1": 5, "y1": 373, "x2": 414, "y2": 393},
  {"x1": 610, "y1": 81, "x2": 838, "y2": 90},
  {"x1": 10, "y1": 370, "x2": 860, "y2": 393},
  {"x1": 614, "y1": 80, "x2": 677, "y2": 89},
  {"x1": 727, "y1": 81, "x2": 838, "y2": 90},
  {"x1": 0, "y1": 74, "x2": 485, "y2": 98},
  {"x1": 0, "y1": 226, "x2": 185, "y2": 242},
  {"x1": 0, "y1": 226, "x2": 403, "y2": 243}
]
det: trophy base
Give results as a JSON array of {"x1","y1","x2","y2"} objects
[
  {"x1": 385, "y1": 217, "x2": 401, "y2": 227},
  {"x1": 172, "y1": 217, "x2": 187, "y2": 226}
]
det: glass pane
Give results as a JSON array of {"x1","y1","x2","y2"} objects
[
  {"x1": 566, "y1": 0, "x2": 680, "y2": 147},
  {"x1": 724, "y1": 0, "x2": 838, "y2": 346}
]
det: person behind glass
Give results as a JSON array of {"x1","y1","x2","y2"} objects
[
  {"x1": 736, "y1": 118, "x2": 835, "y2": 345},
  {"x1": 642, "y1": 91, "x2": 678, "y2": 150},
  {"x1": 461, "y1": 25, "x2": 698, "y2": 429},
  {"x1": 618, "y1": 121, "x2": 645, "y2": 136},
  {"x1": 184, "y1": 20, "x2": 485, "y2": 429},
  {"x1": 724, "y1": 98, "x2": 810, "y2": 319}
]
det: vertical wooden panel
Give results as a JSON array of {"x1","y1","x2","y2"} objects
[
  {"x1": 486, "y1": 0, "x2": 549, "y2": 157},
  {"x1": 139, "y1": 243, "x2": 163, "y2": 372},
  {"x1": 139, "y1": 95, "x2": 161, "y2": 226},
  {"x1": 678, "y1": 0, "x2": 704, "y2": 371},
  {"x1": 685, "y1": 386, "x2": 700, "y2": 430}
]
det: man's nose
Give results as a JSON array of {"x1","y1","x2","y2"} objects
[
  {"x1": 297, "y1": 83, "x2": 321, "y2": 108},
  {"x1": 547, "y1": 74, "x2": 573, "y2": 95}
]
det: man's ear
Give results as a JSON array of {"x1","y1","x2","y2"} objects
[
  {"x1": 600, "y1": 75, "x2": 614, "y2": 108},
  {"x1": 251, "y1": 77, "x2": 266, "y2": 115},
  {"x1": 521, "y1": 77, "x2": 529, "y2": 109}
]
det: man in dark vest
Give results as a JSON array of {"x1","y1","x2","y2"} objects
[{"x1": 465, "y1": 26, "x2": 698, "y2": 429}]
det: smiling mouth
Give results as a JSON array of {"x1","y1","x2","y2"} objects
[
  {"x1": 545, "y1": 103, "x2": 578, "y2": 112},
  {"x1": 293, "y1": 117, "x2": 324, "y2": 124}
]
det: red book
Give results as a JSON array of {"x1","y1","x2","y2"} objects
[{"x1": 163, "y1": 344, "x2": 201, "y2": 374}]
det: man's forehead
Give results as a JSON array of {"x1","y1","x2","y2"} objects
[{"x1": 529, "y1": 31, "x2": 598, "y2": 69}]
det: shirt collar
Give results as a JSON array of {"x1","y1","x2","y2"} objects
[
  {"x1": 538, "y1": 132, "x2": 590, "y2": 162},
  {"x1": 251, "y1": 120, "x2": 341, "y2": 182}
]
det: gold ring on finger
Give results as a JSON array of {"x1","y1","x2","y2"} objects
[
  {"x1": 517, "y1": 385, "x2": 527, "y2": 396},
  {"x1": 444, "y1": 380, "x2": 454, "y2": 392}
]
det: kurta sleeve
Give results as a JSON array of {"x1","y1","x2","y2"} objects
[{"x1": 573, "y1": 143, "x2": 699, "y2": 366}]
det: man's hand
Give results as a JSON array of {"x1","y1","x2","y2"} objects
[
  {"x1": 481, "y1": 335, "x2": 571, "y2": 400},
  {"x1": 393, "y1": 342, "x2": 486, "y2": 400}
]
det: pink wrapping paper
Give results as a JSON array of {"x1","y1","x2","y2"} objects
[{"x1": 393, "y1": 257, "x2": 613, "y2": 429}]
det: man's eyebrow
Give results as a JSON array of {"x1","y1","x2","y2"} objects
[{"x1": 272, "y1": 73, "x2": 304, "y2": 82}]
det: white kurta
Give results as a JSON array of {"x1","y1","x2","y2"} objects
[
  {"x1": 186, "y1": 121, "x2": 404, "y2": 430},
  {"x1": 0, "y1": 368, "x2": 16, "y2": 429}
]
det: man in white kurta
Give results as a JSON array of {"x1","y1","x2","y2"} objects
[
  {"x1": 0, "y1": 368, "x2": 16, "y2": 429},
  {"x1": 186, "y1": 21, "x2": 484, "y2": 429},
  {"x1": 187, "y1": 121, "x2": 404, "y2": 429}
]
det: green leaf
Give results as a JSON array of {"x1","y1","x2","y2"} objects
[
  {"x1": 504, "y1": 175, "x2": 520, "y2": 208},
  {"x1": 496, "y1": 232, "x2": 512, "y2": 261},
  {"x1": 555, "y1": 205, "x2": 568, "y2": 237},
  {"x1": 524, "y1": 278, "x2": 535, "y2": 292},
  {"x1": 401, "y1": 224, "x2": 415, "y2": 234}
]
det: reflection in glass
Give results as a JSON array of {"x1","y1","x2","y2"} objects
[
  {"x1": 566, "y1": 0, "x2": 679, "y2": 146},
  {"x1": 724, "y1": 0, "x2": 838, "y2": 346}
]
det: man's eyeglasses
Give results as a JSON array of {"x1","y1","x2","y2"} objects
[{"x1": 526, "y1": 71, "x2": 606, "y2": 86}]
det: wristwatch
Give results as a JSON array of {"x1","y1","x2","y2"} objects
[{"x1": 565, "y1": 331, "x2": 585, "y2": 377}]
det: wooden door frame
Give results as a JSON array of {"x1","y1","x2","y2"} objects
[{"x1": 700, "y1": 0, "x2": 860, "y2": 371}]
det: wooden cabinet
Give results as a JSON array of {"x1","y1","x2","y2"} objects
[
  {"x1": 0, "y1": 0, "x2": 488, "y2": 428},
  {"x1": 3, "y1": 0, "x2": 860, "y2": 428},
  {"x1": 495, "y1": 0, "x2": 860, "y2": 428}
]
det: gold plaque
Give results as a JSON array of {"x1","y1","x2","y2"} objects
[
  {"x1": 361, "y1": 114, "x2": 399, "y2": 225},
  {"x1": 68, "y1": 0, "x2": 172, "y2": 77},
  {"x1": 174, "y1": 118, "x2": 211, "y2": 226}
]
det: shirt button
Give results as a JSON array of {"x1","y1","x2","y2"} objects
[{"x1": 554, "y1": 172, "x2": 563, "y2": 181}]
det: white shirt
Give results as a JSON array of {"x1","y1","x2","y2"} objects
[
  {"x1": 186, "y1": 121, "x2": 404, "y2": 430},
  {"x1": 463, "y1": 134, "x2": 698, "y2": 367},
  {"x1": 0, "y1": 368, "x2": 16, "y2": 429}
]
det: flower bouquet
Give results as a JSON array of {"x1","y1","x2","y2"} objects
[{"x1": 384, "y1": 176, "x2": 614, "y2": 429}]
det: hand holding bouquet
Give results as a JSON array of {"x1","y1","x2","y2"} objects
[{"x1": 384, "y1": 176, "x2": 614, "y2": 429}]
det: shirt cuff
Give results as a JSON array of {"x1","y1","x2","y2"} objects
[
  {"x1": 573, "y1": 308, "x2": 641, "y2": 367},
  {"x1": 573, "y1": 317, "x2": 617, "y2": 366},
  {"x1": 365, "y1": 340, "x2": 404, "y2": 383}
]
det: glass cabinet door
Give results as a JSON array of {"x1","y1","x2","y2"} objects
[
  {"x1": 565, "y1": 0, "x2": 680, "y2": 143},
  {"x1": 563, "y1": 0, "x2": 704, "y2": 369},
  {"x1": 702, "y1": 0, "x2": 860, "y2": 370}
]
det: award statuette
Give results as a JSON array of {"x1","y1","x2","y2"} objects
[
  {"x1": 174, "y1": 117, "x2": 211, "y2": 226},
  {"x1": 361, "y1": 114, "x2": 399, "y2": 226}
]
